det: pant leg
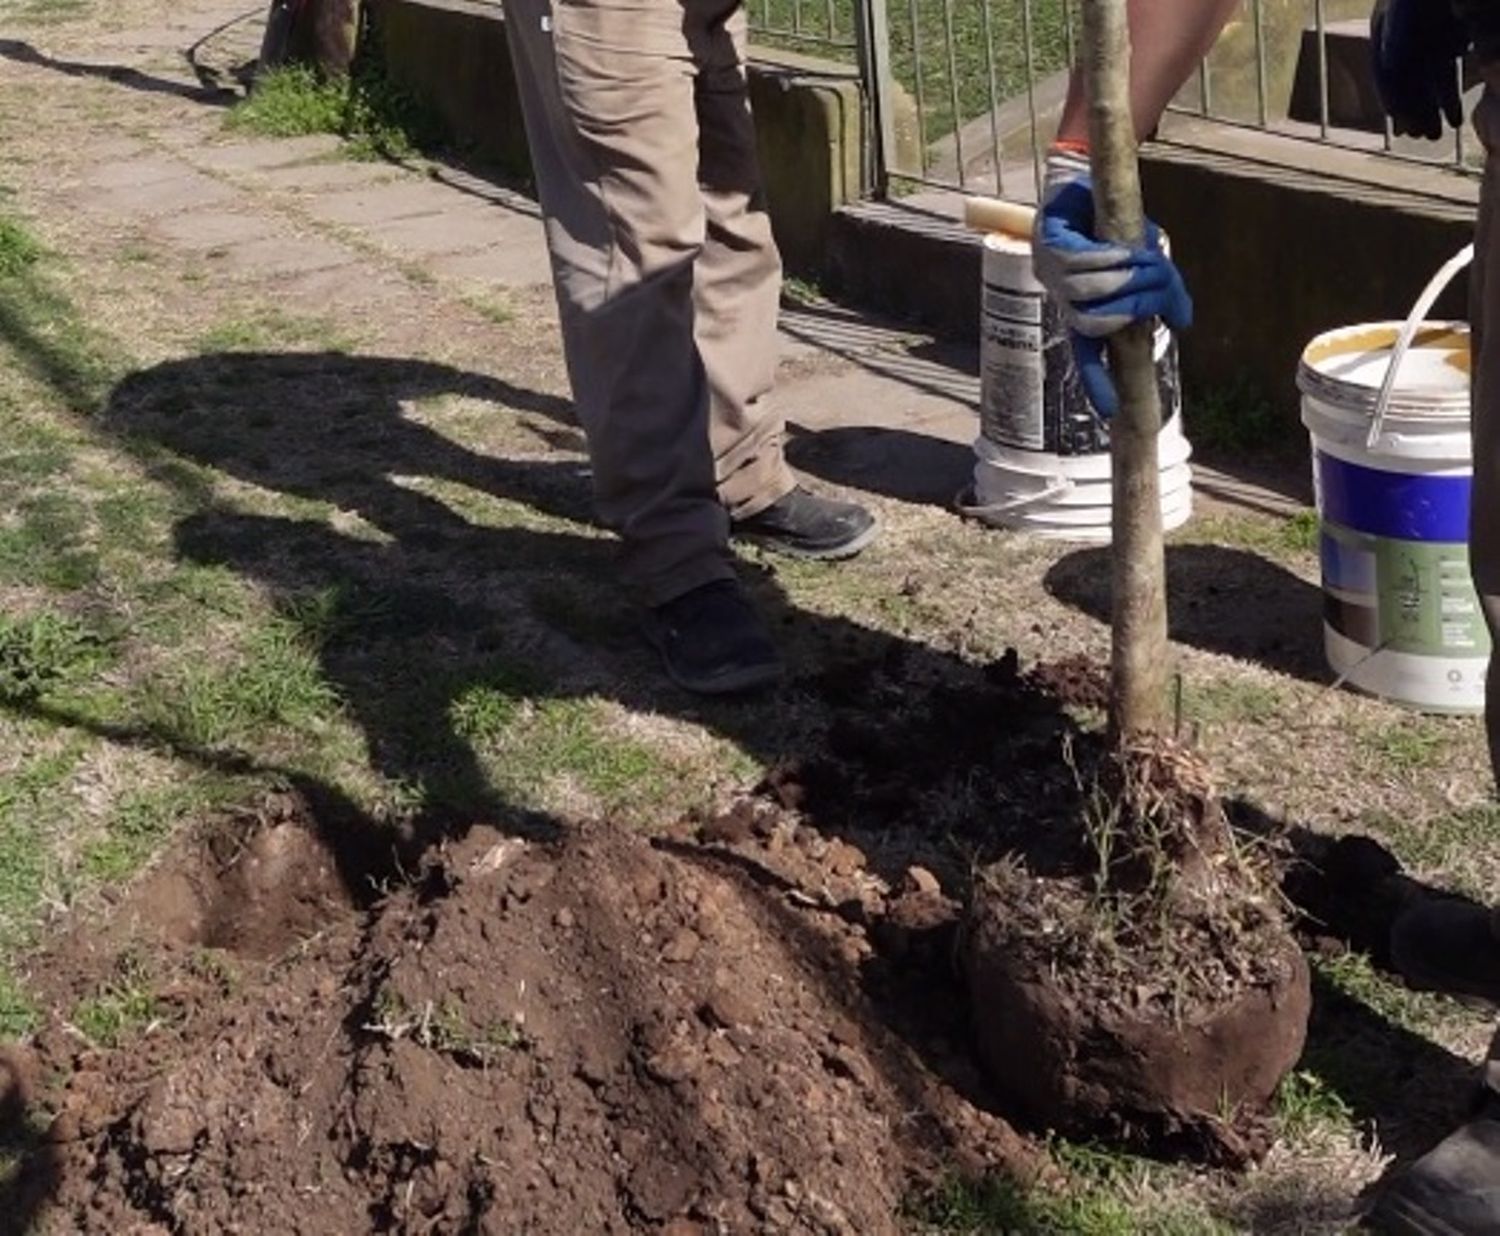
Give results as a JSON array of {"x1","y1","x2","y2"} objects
[
  {"x1": 502, "y1": 0, "x2": 734, "y2": 606},
  {"x1": 1474, "y1": 81, "x2": 1500, "y2": 784},
  {"x1": 691, "y1": 2, "x2": 796, "y2": 519}
]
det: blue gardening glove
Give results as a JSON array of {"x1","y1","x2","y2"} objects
[
  {"x1": 1371, "y1": 0, "x2": 1471, "y2": 140},
  {"x1": 1032, "y1": 150, "x2": 1193, "y2": 419}
]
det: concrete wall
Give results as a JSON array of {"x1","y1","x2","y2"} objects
[
  {"x1": 1140, "y1": 123, "x2": 1476, "y2": 420},
  {"x1": 367, "y1": 0, "x2": 883, "y2": 273}
]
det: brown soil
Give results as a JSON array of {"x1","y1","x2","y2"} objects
[{"x1": 14, "y1": 793, "x2": 1038, "y2": 1235}]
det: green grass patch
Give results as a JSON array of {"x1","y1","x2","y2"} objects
[
  {"x1": 229, "y1": 58, "x2": 444, "y2": 161},
  {"x1": 1359, "y1": 717, "x2": 1449, "y2": 773},
  {"x1": 195, "y1": 307, "x2": 352, "y2": 354},
  {"x1": 81, "y1": 778, "x2": 238, "y2": 883},
  {"x1": 1178, "y1": 675, "x2": 1286, "y2": 726},
  {"x1": 72, "y1": 953, "x2": 163, "y2": 1048},
  {"x1": 0, "y1": 0, "x2": 90, "y2": 23},
  {"x1": 906, "y1": 1152, "x2": 1232, "y2": 1236},
  {"x1": 1313, "y1": 951, "x2": 1469, "y2": 1039},
  {"x1": 138, "y1": 617, "x2": 342, "y2": 751},
  {"x1": 1274, "y1": 1068, "x2": 1356, "y2": 1143},
  {"x1": 1175, "y1": 510, "x2": 1319, "y2": 560},
  {"x1": 0, "y1": 218, "x2": 41, "y2": 277},
  {"x1": 0, "y1": 968, "x2": 36, "y2": 1040},
  {"x1": 1366, "y1": 804, "x2": 1500, "y2": 896},
  {"x1": 0, "y1": 210, "x2": 120, "y2": 413}
]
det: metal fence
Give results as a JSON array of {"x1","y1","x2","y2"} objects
[{"x1": 747, "y1": 0, "x2": 1481, "y2": 203}]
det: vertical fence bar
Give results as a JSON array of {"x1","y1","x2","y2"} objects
[
  {"x1": 853, "y1": 0, "x2": 897, "y2": 194},
  {"x1": 940, "y1": 0, "x2": 965, "y2": 187},
  {"x1": 1062, "y1": 0, "x2": 1074, "y2": 67},
  {"x1": 1455, "y1": 58, "x2": 1467, "y2": 167},
  {"x1": 978, "y1": 0, "x2": 1006, "y2": 197},
  {"x1": 823, "y1": 0, "x2": 836, "y2": 41},
  {"x1": 1253, "y1": 0, "x2": 1268, "y2": 128},
  {"x1": 1314, "y1": 0, "x2": 1330, "y2": 138},
  {"x1": 906, "y1": 0, "x2": 929, "y2": 176},
  {"x1": 1021, "y1": 0, "x2": 1043, "y2": 197},
  {"x1": 792, "y1": 0, "x2": 803, "y2": 36},
  {"x1": 1197, "y1": 58, "x2": 1212, "y2": 117}
]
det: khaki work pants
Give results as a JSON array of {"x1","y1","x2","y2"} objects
[{"x1": 503, "y1": 0, "x2": 796, "y2": 605}]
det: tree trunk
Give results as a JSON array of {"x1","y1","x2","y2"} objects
[
  {"x1": 289, "y1": 0, "x2": 363, "y2": 76},
  {"x1": 1078, "y1": 0, "x2": 1169, "y2": 740}
]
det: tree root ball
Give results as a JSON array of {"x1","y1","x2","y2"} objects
[{"x1": 962, "y1": 740, "x2": 1311, "y2": 1164}]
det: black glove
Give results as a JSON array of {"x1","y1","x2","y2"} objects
[{"x1": 1371, "y1": 0, "x2": 1472, "y2": 140}]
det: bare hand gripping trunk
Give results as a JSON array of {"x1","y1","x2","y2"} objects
[{"x1": 1079, "y1": 0, "x2": 1169, "y2": 739}]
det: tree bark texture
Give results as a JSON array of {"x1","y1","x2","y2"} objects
[{"x1": 1078, "y1": 0, "x2": 1169, "y2": 740}]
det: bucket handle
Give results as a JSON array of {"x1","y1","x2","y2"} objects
[
  {"x1": 956, "y1": 475, "x2": 1074, "y2": 521},
  {"x1": 1366, "y1": 241, "x2": 1475, "y2": 451}
]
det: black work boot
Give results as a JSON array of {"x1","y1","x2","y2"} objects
[
  {"x1": 1370, "y1": 1098, "x2": 1500, "y2": 1233},
  {"x1": 641, "y1": 579, "x2": 782, "y2": 695},
  {"x1": 732, "y1": 487, "x2": 879, "y2": 560},
  {"x1": 1390, "y1": 899, "x2": 1500, "y2": 1004}
]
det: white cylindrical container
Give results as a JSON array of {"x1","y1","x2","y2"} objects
[
  {"x1": 1298, "y1": 319, "x2": 1487, "y2": 713},
  {"x1": 971, "y1": 231, "x2": 1192, "y2": 539}
]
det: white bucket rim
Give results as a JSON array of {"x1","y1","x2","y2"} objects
[{"x1": 1297, "y1": 320, "x2": 1470, "y2": 419}]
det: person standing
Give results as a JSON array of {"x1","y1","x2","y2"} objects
[{"x1": 499, "y1": 0, "x2": 878, "y2": 695}]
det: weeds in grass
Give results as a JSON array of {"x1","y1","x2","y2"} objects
[
  {"x1": 0, "y1": 613, "x2": 112, "y2": 703},
  {"x1": 0, "y1": 969, "x2": 36, "y2": 1040},
  {"x1": 0, "y1": 219, "x2": 41, "y2": 277},
  {"x1": 1360, "y1": 718, "x2": 1448, "y2": 773}
]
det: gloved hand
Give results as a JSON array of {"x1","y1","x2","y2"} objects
[
  {"x1": 1370, "y1": 0, "x2": 1471, "y2": 140},
  {"x1": 1032, "y1": 149, "x2": 1193, "y2": 419}
]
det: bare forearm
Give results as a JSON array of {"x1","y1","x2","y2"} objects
[{"x1": 1054, "y1": 0, "x2": 1241, "y2": 145}]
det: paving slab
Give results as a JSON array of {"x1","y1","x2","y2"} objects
[
  {"x1": 76, "y1": 168, "x2": 239, "y2": 219},
  {"x1": 150, "y1": 209, "x2": 281, "y2": 250},
  {"x1": 86, "y1": 154, "x2": 201, "y2": 190},
  {"x1": 204, "y1": 233, "x2": 355, "y2": 278},
  {"x1": 190, "y1": 135, "x2": 345, "y2": 174},
  {"x1": 361, "y1": 207, "x2": 536, "y2": 261},
  {"x1": 425, "y1": 243, "x2": 554, "y2": 291},
  {"x1": 251, "y1": 161, "x2": 410, "y2": 194},
  {"x1": 306, "y1": 180, "x2": 490, "y2": 228}
]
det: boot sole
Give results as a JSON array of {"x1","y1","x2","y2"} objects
[{"x1": 733, "y1": 515, "x2": 882, "y2": 562}]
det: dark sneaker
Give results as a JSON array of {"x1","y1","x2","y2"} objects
[
  {"x1": 732, "y1": 487, "x2": 879, "y2": 560},
  {"x1": 641, "y1": 579, "x2": 782, "y2": 695},
  {"x1": 1390, "y1": 898, "x2": 1500, "y2": 1004},
  {"x1": 1370, "y1": 1099, "x2": 1500, "y2": 1234}
]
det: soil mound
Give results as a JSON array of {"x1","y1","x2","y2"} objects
[{"x1": 20, "y1": 804, "x2": 1035, "y2": 1234}]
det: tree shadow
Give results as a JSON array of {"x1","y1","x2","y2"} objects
[
  {"x1": 0, "y1": 39, "x2": 238, "y2": 105},
  {"x1": 1045, "y1": 543, "x2": 1327, "y2": 682}
]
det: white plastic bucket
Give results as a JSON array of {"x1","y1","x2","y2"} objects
[
  {"x1": 969, "y1": 230, "x2": 1192, "y2": 539},
  {"x1": 971, "y1": 419, "x2": 1194, "y2": 541},
  {"x1": 1297, "y1": 244, "x2": 1489, "y2": 712}
]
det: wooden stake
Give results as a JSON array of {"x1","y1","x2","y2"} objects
[{"x1": 1078, "y1": 0, "x2": 1169, "y2": 740}]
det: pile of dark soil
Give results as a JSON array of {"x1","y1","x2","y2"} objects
[
  {"x1": 11, "y1": 794, "x2": 1037, "y2": 1235},
  {"x1": 5, "y1": 648, "x2": 1322, "y2": 1230}
]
